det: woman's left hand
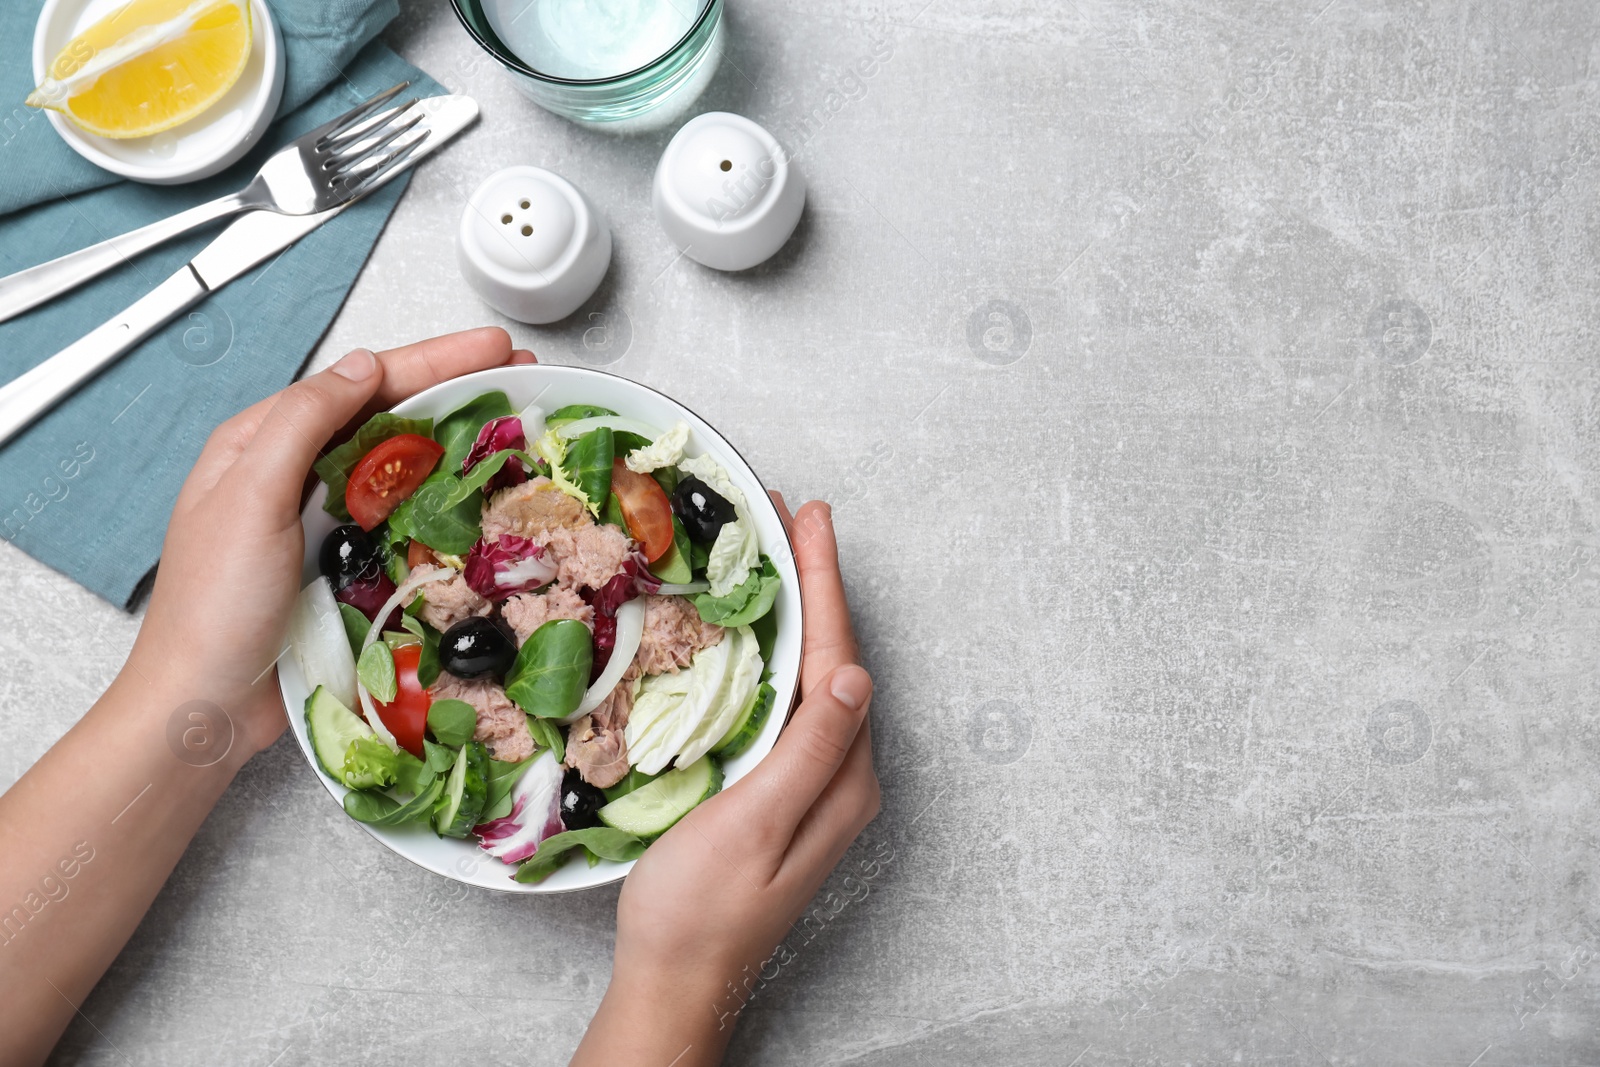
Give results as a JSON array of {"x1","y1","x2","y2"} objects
[{"x1": 129, "y1": 327, "x2": 533, "y2": 758}]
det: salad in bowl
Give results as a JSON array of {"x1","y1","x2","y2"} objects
[{"x1": 278, "y1": 366, "x2": 800, "y2": 891}]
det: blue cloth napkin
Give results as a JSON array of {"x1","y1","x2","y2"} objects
[{"x1": 0, "y1": 2, "x2": 439, "y2": 608}]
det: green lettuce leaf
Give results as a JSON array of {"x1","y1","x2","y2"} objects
[
  {"x1": 546, "y1": 404, "x2": 617, "y2": 428},
  {"x1": 694, "y1": 556, "x2": 779, "y2": 627},
  {"x1": 342, "y1": 790, "x2": 401, "y2": 823},
  {"x1": 423, "y1": 739, "x2": 459, "y2": 775},
  {"x1": 601, "y1": 491, "x2": 627, "y2": 532},
  {"x1": 385, "y1": 470, "x2": 483, "y2": 555},
  {"x1": 356, "y1": 642, "x2": 397, "y2": 704},
  {"x1": 435, "y1": 390, "x2": 515, "y2": 472},
  {"x1": 338, "y1": 603, "x2": 370, "y2": 658},
  {"x1": 513, "y1": 827, "x2": 647, "y2": 883},
  {"x1": 386, "y1": 447, "x2": 541, "y2": 555},
  {"x1": 415, "y1": 618, "x2": 443, "y2": 689},
  {"x1": 505, "y1": 619, "x2": 593, "y2": 718},
  {"x1": 482, "y1": 755, "x2": 534, "y2": 822},
  {"x1": 567, "y1": 428, "x2": 614, "y2": 517},
  {"x1": 315, "y1": 412, "x2": 434, "y2": 521},
  {"x1": 345, "y1": 775, "x2": 446, "y2": 826},
  {"x1": 392, "y1": 749, "x2": 434, "y2": 796},
  {"x1": 527, "y1": 715, "x2": 565, "y2": 762},
  {"x1": 427, "y1": 699, "x2": 477, "y2": 747}
]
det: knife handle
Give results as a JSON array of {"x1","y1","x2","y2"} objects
[
  {"x1": 0, "y1": 266, "x2": 209, "y2": 450},
  {"x1": 0, "y1": 193, "x2": 247, "y2": 325}
]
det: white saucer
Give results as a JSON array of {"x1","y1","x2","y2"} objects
[{"x1": 31, "y1": 0, "x2": 284, "y2": 185}]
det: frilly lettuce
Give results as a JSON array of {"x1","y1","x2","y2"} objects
[
  {"x1": 534, "y1": 429, "x2": 590, "y2": 510},
  {"x1": 625, "y1": 420, "x2": 690, "y2": 473},
  {"x1": 342, "y1": 735, "x2": 403, "y2": 790}
]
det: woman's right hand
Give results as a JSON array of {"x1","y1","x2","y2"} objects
[{"x1": 570, "y1": 496, "x2": 880, "y2": 1067}]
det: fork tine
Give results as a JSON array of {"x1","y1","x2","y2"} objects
[
  {"x1": 322, "y1": 97, "x2": 418, "y2": 153},
  {"x1": 325, "y1": 112, "x2": 424, "y2": 176},
  {"x1": 336, "y1": 132, "x2": 430, "y2": 200},
  {"x1": 303, "y1": 81, "x2": 411, "y2": 150}
]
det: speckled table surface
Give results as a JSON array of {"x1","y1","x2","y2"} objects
[{"x1": 9, "y1": 0, "x2": 1600, "y2": 1063}]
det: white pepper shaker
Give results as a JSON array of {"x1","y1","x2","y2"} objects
[{"x1": 652, "y1": 112, "x2": 805, "y2": 271}]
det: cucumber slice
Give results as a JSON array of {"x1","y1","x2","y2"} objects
[
  {"x1": 306, "y1": 685, "x2": 373, "y2": 781},
  {"x1": 433, "y1": 742, "x2": 489, "y2": 838},
  {"x1": 602, "y1": 768, "x2": 661, "y2": 804},
  {"x1": 598, "y1": 755, "x2": 722, "y2": 837},
  {"x1": 713, "y1": 681, "x2": 776, "y2": 760}
]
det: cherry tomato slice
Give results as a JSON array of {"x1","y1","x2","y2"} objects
[
  {"x1": 346, "y1": 434, "x2": 444, "y2": 530},
  {"x1": 374, "y1": 643, "x2": 430, "y2": 758},
  {"x1": 610, "y1": 459, "x2": 674, "y2": 562},
  {"x1": 406, "y1": 539, "x2": 441, "y2": 571}
]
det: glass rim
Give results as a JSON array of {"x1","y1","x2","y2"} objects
[{"x1": 447, "y1": 0, "x2": 720, "y2": 87}]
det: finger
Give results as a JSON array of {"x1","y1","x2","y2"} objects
[
  {"x1": 183, "y1": 330, "x2": 518, "y2": 516},
  {"x1": 234, "y1": 349, "x2": 386, "y2": 512},
  {"x1": 729, "y1": 664, "x2": 872, "y2": 847},
  {"x1": 198, "y1": 328, "x2": 519, "y2": 491},
  {"x1": 179, "y1": 403, "x2": 272, "y2": 503},
  {"x1": 789, "y1": 501, "x2": 859, "y2": 697},
  {"x1": 770, "y1": 491, "x2": 795, "y2": 544},
  {"x1": 779, "y1": 716, "x2": 879, "y2": 884},
  {"x1": 367, "y1": 327, "x2": 515, "y2": 411}
]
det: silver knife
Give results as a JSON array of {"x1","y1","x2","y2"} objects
[{"x1": 0, "y1": 94, "x2": 479, "y2": 450}]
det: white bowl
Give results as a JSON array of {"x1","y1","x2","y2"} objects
[
  {"x1": 278, "y1": 365, "x2": 803, "y2": 893},
  {"x1": 32, "y1": 0, "x2": 285, "y2": 185}
]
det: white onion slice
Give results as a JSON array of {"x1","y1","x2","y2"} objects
[
  {"x1": 288, "y1": 577, "x2": 358, "y2": 710},
  {"x1": 652, "y1": 580, "x2": 710, "y2": 596},
  {"x1": 357, "y1": 564, "x2": 453, "y2": 749},
  {"x1": 516, "y1": 401, "x2": 546, "y2": 443},
  {"x1": 553, "y1": 415, "x2": 662, "y2": 442},
  {"x1": 564, "y1": 597, "x2": 645, "y2": 723}
]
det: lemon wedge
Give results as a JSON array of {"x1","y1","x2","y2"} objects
[{"x1": 25, "y1": 0, "x2": 253, "y2": 140}]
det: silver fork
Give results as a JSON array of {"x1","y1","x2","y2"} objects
[{"x1": 0, "y1": 82, "x2": 426, "y2": 324}]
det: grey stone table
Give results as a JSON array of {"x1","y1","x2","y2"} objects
[{"x1": 7, "y1": 0, "x2": 1600, "y2": 1063}]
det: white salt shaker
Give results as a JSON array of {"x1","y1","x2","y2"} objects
[
  {"x1": 652, "y1": 112, "x2": 805, "y2": 271},
  {"x1": 456, "y1": 166, "x2": 611, "y2": 324}
]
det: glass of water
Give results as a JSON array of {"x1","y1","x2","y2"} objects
[{"x1": 450, "y1": 0, "x2": 724, "y2": 131}]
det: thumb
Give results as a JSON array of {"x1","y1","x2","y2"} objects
[
  {"x1": 735, "y1": 664, "x2": 873, "y2": 846},
  {"x1": 240, "y1": 349, "x2": 385, "y2": 512}
]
